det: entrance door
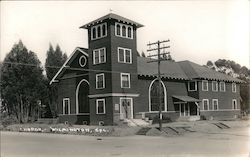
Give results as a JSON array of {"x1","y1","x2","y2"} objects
[
  {"x1": 120, "y1": 98, "x2": 133, "y2": 119},
  {"x1": 179, "y1": 103, "x2": 190, "y2": 117}
]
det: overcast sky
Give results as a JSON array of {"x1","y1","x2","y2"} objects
[{"x1": 1, "y1": 0, "x2": 249, "y2": 68}]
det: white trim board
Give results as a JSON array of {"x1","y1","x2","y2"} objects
[
  {"x1": 50, "y1": 47, "x2": 88, "y2": 85},
  {"x1": 88, "y1": 93, "x2": 139, "y2": 98}
]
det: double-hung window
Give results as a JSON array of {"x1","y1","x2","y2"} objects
[
  {"x1": 63, "y1": 98, "x2": 70, "y2": 115},
  {"x1": 212, "y1": 99, "x2": 219, "y2": 110},
  {"x1": 202, "y1": 80, "x2": 208, "y2": 91},
  {"x1": 96, "y1": 99, "x2": 105, "y2": 114},
  {"x1": 93, "y1": 47, "x2": 106, "y2": 65},
  {"x1": 203, "y1": 99, "x2": 209, "y2": 111},
  {"x1": 188, "y1": 81, "x2": 197, "y2": 91},
  {"x1": 212, "y1": 81, "x2": 218, "y2": 92},
  {"x1": 232, "y1": 83, "x2": 236, "y2": 93},
  {"x1": 118, "y1": 47, "x2": 132, "y2": 64},
  {"x1": 96, "y1": 73, "x2": 105, "y2": 89},
  {"x1": 121, "y1": 73, "x2": 130, "y2": 88},
  {"x1": 219, "y1": 82, "x2": 225, "y2": 92}
]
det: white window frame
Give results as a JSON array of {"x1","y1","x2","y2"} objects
[
  {"x1": 120, "y1": 73, "x2": 131, "y2": 88},
  {"x1": 219, "y1": 82, "x2": 226, "y2": 92},
  {"x1": 63, "y1": 98, "x2": 70, "y2": 115},
  {"x1": 91, "y1": 23, "x2": 107, "y2": 40},
  {"x1": 232, "y1": 83, "x2": 236, "y2": 93},
  {"x1": 115, "y1": 22, "x2": 133, "y2": 39},
  {"x1": 93, "y1": 47, "x2": 106, "y2": 65},
  {"x1": 120, "y1": 97, "x2": 134, "y2": 119},
  {"x1": 96, "y1": 73, "x2": 105, "y2": 89},
  {"x1": 202, "y1": 80, "x2": 208, "y2": 91},
  {"x1": 232, "y1": 99, "x2": 237, "y2": 110},
  {"x1": 188, "y1": 81, "x2": 197, "y2": 91},
  {"x1": 212, "y1": 81, "x2": 218, "y2": 92},
  {"x1": 117, "y1": 47, "x2": 132, "y2": 64},
  {"x1": 96, "y1": 99, "x2": 106, "y2": 114},
  {"x1": 212, "y1": 99, "x2": 219, "y2": 111},
  {"x1": 79, "y1": 55, "x2": 87, "y2": 67},
  {"x1": 202, "y1": 99, "x2": 209, "y2": 111}
]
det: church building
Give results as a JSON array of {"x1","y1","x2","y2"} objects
[{"x1": 50, "y1": 13, "x2": 243, "y2": 125}]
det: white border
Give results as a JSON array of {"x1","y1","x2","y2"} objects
[
  {"x1": 62, "y1": 98, "x2": 70, "y2": 115},
  {"x1": 115, "y1": 22, "x2": 133, "y2": 39},
  {"x1": 212, "y1": 99, "x2": 219, "y2": 110},
  {"x1": 93, "y1": 47, "x2": 106, "y2": 65},
  {"x1": 212, "y1": 81, "x2": 218, "y2": 92},
  {"x1": 188, "y1": 81, "x2": 197, "y2": 91},
  {"x1": 148, "y1": 78, "x2": 167, "y2": 112},
  {"x1": 96, "y1": 73, "x2": 105, "y2": 89},
  {"x1": 202, "y1": 99, "x2": 209, "y2": 111},
  {"x1": 202, "y1": 80, "x2": 208, "y2": 91},
  {"x1": 120, "y1": 73, "x2": 131, "y2": 88},
  {"x1": 232, "y1": 83, "x2": 236, "y2": 93},
  {"x1": 219, "y1": 82, "x2": 226, "y2": 92},
  {"x1": 119, "y1": 97, "x2": 133, "y2": 119},
  {"x1": 75, "y1": 79, "x2": 90, "y2": 114},
  {"x1": 232, "y1": 99, "x2": 237, "y2": 110},
  {"x1": 91, "y1": 23, "x2": 107, "y2": 40},
  {"x1": 117, "y1": 47, "x2": 132, "y2": 64},
  {"x1": 79, "y1": 55, "x2": 87, "y2": 67},
  {"x1": 96, "y1": 99, "x2": 106, "y2": 114}
]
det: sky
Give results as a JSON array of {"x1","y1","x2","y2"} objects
[{"x1": 1, "y1": 0, "x2": 249, "y2": 68}]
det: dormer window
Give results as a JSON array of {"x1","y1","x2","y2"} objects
[
  {"x1": 115, "y1": 22, "x2": 133, "y2": 39},
  {"x1": 91, "y1": 23, "x2": 107, "y2": 40}
]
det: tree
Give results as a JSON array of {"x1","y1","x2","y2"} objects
[
  {"x1": 206, "y1": 60, "x2": 213, "y2": 67},
  {"x1": 141, "y1": 51, "x2": 146, "y2": 57},
  {"x1": 45, "y1": 44, "x2": 67, "y2": 117},
  {"x1": 1, "y1": 40, "x2": 46, "y2": 123}
]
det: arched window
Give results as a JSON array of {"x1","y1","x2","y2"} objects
[
  {"x1": 102, "y1": 24, "x2": 106, "y2": 36},
  {"x1": 149, "y1": 79, "x2": 167, "y2": 112},
  {"x1": 128, "y1": 27, "x2": 132, "y2": 38},
  {"x1": 116, "y1": 24, "x2": 121, "y2": 36},
  {"x1": 92, "y1": 27, "x2": 96, "y2": 39},
  {"x1": 122, "y1": 25, "x2": 126, "y2": 37},
  {"x1": 97, "y1": 26, "x2": 101, "y2": 38}
]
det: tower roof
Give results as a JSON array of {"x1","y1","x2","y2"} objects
[{"x1": 80, "y1": 13, "x2": 144, "y2": 29}]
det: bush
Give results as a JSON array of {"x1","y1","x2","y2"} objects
[
  {"x1": 200, "y1": 115, "x2": 206, "y2": 120},
  {"x1": 1, "y1": 115, "x2": 18, "y2": 127}
]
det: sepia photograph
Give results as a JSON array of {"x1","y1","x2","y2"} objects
[{"x1": 0, "y1": 0, "x2": 250, "y2": 157}]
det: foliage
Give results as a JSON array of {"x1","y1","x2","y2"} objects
[
  {"x1": 141, "y1": 51, "x2": 146, "y2": 57},
  {"x1": 1, "y1": 40, "x2": 47, "y2": 123},
  {"x1": 45, "y1": 44, "x2": 67, "y2": 117}
]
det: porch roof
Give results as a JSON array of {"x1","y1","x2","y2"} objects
[{"x1": 172, "y1": 95, "x2": 200, "y2": 102}]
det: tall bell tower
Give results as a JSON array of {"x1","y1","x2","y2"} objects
[{"x1": 80, "y1": 13, "x2": 143, "y2": 125}]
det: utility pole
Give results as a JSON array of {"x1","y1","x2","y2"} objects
[{"x1": 147, "y1": 40, "x2": 170, "y2": 131}]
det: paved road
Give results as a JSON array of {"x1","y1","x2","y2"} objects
[{"x1": 1, "y1": 127, "x2": 250, "y2": 157}]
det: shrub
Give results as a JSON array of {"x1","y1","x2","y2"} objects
[
  {"x1": 152, "y1": 115, "x2": 172, "y2": 124},
  {"x1": 1, "y1": 115, "x2": 19, "y2": 127}
]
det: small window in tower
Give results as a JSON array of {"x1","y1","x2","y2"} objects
[
  {"x1": 116, "y1": 24, "x2": 121, "y2": 36},
  {"x1": 118, "y1": 48, "x2": 124, "y2": 62},
  {"x1": 122, "y1": 25, "x2": 126, "y2": 37},
  {"x1": 92, "y1": 27, "x2": 96, "y2": 39},
  {"x1": 100, "y1": 48, "x2": 105, "y2": 63},
  {"x1": 128, "y1": 27, "x2": 132, "y2": 38},
  {"x1": 102, "y1": 24, "x2": 106, "y2": 36},
  {"x1": 97, "y1": 26, "x2": 101, "y2": 38},
  {"x1": 125, "y1": 50, "x2": 131, "y2": 63}
]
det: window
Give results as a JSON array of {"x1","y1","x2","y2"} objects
[
  {"x1": 79, "y1": 55, "x2": 87, "y2": 67},
  {"x1": 219, "y1": 82, "x2": 225, "y2": 92},
  {"x1": 91, "y1": 23, "x2": 107, "y2": 40},
  {"x1": 232, "y1": 99, "x2": 237, "y2": 110},
  {"x1": 96, "y1": 73, "x2": 105, "y2": 89},
  {"x1": 203, "y1": 99, "x2": 209, "y2": 111},
  {"x1": 150, "y1": 80, "x2": 165, "y2": 111},
  {"x1": 202, "y1": 80, "x2": 208, "y2": 91},
  {"x1": 115, "y1": 22, "x2": 133, "y2": 39},
  {"x1": 212, "y1": 99, "x2": 218, "y2": 110},
  {"x1": 121, "y1": 73, "x2": 130, "y2": 88},
  {"x1": 118, "y1": 47, "x2": 132, "y2": 64},
  {"x1": 96, "y1": 99, "x2": 105, "y2": 114},
  {"x1": 188, "y1": 81, "x2": 197, "y2": 91},
  {"x1": 63, "y1": 98, "x2": 70, "y2": 115},
  {"x1": 93, "y1": 47, "x2": 106, "y2": 65},
  {"x1": 232, "y1": 83, "x2": 236, "y2": 93},
  {"x1": 212, "y1": 81, "x2": 218, "y2": 92}
]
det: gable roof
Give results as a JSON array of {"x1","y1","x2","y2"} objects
[
  {"x1": 137, "y1": 57, "x2": 189, "y2": 80},
  {"x1": 178, "y1": 61, "x2": 244, "y2": 83},
  {"x1": 80, "y1": 13, "x2": 144, "y2": 29},
  {"x1": 49, "y1": 47, "x2": 88, "y2": 85}
]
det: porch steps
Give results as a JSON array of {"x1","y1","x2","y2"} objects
[
  {"x1": 136, "y1": 127, "x2": 151, "y2": 135},
  {"x1": 212, "y1": 122, "x2": 230, "y2": 129}
]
